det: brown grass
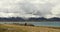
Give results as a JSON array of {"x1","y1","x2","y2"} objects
[{"x1": 0, "y1": 24, "x2": 60, "y2": 32}]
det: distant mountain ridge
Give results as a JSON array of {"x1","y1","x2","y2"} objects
[
  {"x1": 0, "y1": 17, "x2": 60, "y2": 21},
  {"x1": 0, "y1": 17, "x2": 25, "y2": 21}
]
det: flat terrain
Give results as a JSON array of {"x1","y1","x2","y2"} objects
[{"x1": 0, "y1": 24, "x2": 60, "y2": 32}]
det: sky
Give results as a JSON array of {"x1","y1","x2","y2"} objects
[{"x1": 0, "y1": 0, "x2": 60, "y2": 18}]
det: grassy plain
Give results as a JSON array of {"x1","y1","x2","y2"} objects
[{"x1": 0, "y1": 24, "x2": 60, "y2": 32}]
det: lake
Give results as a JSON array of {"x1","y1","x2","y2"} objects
[{"x1": 0, "y1": 22, "x2": 60, "y2": 27}]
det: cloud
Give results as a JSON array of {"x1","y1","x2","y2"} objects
[{"x1": 0, "y1": 0, "x2": 60, "y2": 18}]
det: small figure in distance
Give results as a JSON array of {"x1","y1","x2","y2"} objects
[{"x1": 25, "y1": 23, "x2": 27, "y2": 26}]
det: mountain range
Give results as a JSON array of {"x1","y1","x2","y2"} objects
[{"x1": 0, "y1": 17, "x2": 60, "y2": 22}]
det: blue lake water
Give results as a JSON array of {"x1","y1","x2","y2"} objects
[{"x1": 0, "y1": 22, "x2": 60, "y2": 27}]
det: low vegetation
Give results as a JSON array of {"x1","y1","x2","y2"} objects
[{"x1": 0, "y1": 24, "x2": 60, "y2": 32}]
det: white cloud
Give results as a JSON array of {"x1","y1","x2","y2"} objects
[
  {"x1": 0, "y1": 0, "x2": 60, "y2": 18},
  {"x1": 0, "y1": 12, "x2": 40, "y2": 18}
]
